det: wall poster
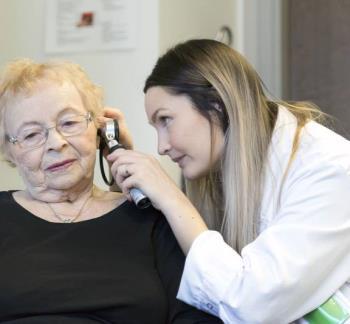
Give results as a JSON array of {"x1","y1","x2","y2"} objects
[{"x1": 45, "y1": 0, "x2": 138, "y2": 53}]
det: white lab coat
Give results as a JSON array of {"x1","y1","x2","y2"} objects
[{"x1": 177, "y1": 107, "x2": 350, "y2": 324}]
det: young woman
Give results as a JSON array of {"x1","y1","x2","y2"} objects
[{"x1": 107, "y1": 39, "x2": 350, "y2": 323}]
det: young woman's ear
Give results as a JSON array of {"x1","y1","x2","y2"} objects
[
  {"x1": 210, "y1": 101, "x2": 229, "y2": 132},
  {"x1": 213, "y1": 102, "x2": 223, "y2": 112}
]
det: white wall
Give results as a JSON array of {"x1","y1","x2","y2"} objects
[{"x1": 159, "y1": 0, "x2": 236, "y2": 53}]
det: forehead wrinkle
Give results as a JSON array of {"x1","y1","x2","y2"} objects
[{"x1": 5, "y1": 82, "x2": 85, "y2": 135}]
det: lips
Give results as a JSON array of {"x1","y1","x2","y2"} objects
[
  {"x1": 45, "y1": 159, "x2": 76, "y2": 171},
  {"x1": 171, "y1": 155, "x2": 186, "y2": 167},
  {"x1": 171, "y1": 155, "x2": 184, "y2": 163}
]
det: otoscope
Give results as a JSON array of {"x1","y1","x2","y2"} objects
[{"x1": 99, "y1": 119, "x2": 151, "y2": 209}]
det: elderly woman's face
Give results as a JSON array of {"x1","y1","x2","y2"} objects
[{"x1": 5, "y1": 81, "x2": 98, "y2": 194}]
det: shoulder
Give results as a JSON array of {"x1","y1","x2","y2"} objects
[
  {"x1": 279, "y1": 121, "x2": 350, "y2": 215},
  {"x1": 151, "y1": 212, "x2": 181, "y2": 252},
  {"x1": 263, "y1": 108, "x2": 350, "y2": 222},
  {"x1": 112, "y1": 199, "x2": 163, "y2": 230},
  {"x1": 283, "y1": 118, "x2": 350, "y2": 196},
  {"x1": 94, "y1": 190, "x2": 127, "y2": 211},
  {"x1": 299, "y1": 121, "x2": 350, "y2": 172},
  {"x1": 93, "y1": 188, "x2": 124, "y2": 203},
  {"x1": 0, "y1": 191, "x2": 23, "y2": 225},
  {"x1": 0, "y1": 191, "x2": 14, "y2": 204},
  {"x1": 270, "y1": 106, "x2": 350, "y2": 174}
]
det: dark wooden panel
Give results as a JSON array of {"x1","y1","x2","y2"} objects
[{"x1": 287, "y1": 0, "x2": 350, "y2": 138}]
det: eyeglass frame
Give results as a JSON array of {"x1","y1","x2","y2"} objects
[{"x1": 5, "y1": 111, "x2": 93, "y2": 150}]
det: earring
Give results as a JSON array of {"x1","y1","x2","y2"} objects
[{"x1": 213, "y1": 102, "x2": 222, "y2": 112}]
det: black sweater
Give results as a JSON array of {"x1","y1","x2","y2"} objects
[{"x1": 0, "y1": 191, "x2": 222, "y2": 324}]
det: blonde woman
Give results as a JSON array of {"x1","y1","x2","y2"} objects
[{"x1": 108, "y1": 39, "x2": 350, "y2": 323}]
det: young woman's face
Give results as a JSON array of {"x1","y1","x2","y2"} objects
[
  {"x1": 145, "y1": 86, "x2": 225, "y2": 180},
  {"x1": 5, "y1": 81, "x2": 98, "y2": 196}
]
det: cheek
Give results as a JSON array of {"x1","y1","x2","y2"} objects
[
  {"x1": 73, "y1": 135, "x2": 98, "y2": 163},
  {"x1": 13, "y1": 149, "x2": 43, "y2": 172},
  {"x1": 13, "y1": 151, "x2": 46, "y2": 186},
  {"x1": 167, "y1": 128, "x2": 182, "y2": 149}
]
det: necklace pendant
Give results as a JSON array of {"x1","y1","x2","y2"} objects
[{"x1": 47, "y1": 195, "x2": 92, "y2": 224}]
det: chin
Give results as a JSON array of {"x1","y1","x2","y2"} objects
[
  {"x1": 48, "y1": 181, "x2": 79, "y2": 190},
  {"x1": 47, "y1": 174, "x2": 86, "y2": 190},
  {"x1": 182, "y1": 163, "x2": 212, "y2": 180},
  {"x1": 182, "y1": 168, "x2": 202, "y2": 181}
]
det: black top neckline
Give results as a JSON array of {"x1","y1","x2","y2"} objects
[{"x1": 6, "y1": 190, "x2": 130, "y2": 226}]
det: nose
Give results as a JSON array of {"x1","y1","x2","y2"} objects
[
  {"x1": 157, "y1": 133, "x2": 171, "y2": 155},
  {"x1": 45, "y1": 127, "x2": 68, "y2": 151}
]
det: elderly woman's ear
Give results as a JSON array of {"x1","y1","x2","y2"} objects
[
  {"x1": 96, "y1": 130, "x2": 101, "y2": 149},
  {"x1": 3, "y1": 145, "x2": 16, "y2": 168}
]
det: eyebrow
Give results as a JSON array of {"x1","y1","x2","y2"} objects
[
  {"x1": 58, "y1": 107, "x2": 85, "y2": 117},
  {"x1": 15, "y1": 107, "x2": 84, "y2": 131},
  {"x1": 150, "y1": 108, "x2": 167, "y2": 125}
]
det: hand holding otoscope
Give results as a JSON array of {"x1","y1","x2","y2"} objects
[{"x1": 99, "y1": 119, "x2": 151, "y2": 209}]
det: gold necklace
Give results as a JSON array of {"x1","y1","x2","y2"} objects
[{"x1": 47, "y1": 195, "x2": 92, "y2": 223}]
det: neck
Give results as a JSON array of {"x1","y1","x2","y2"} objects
[
  {"x1": 25, "y1": 179, "x2": 94, "y2": 204},
  {"x1": 48, "y1": 190, "x2": 94, "y2": 223},
  {"x1": 46, "y1": 185, "x2": 97, "y2": 223},
  {"x1": 23, "y1": 181, "x2": 97, "y2": 219}
]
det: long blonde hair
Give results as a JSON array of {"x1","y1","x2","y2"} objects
[{"x1": 144, "y1": 39, "x2": 323, "y2": 252}]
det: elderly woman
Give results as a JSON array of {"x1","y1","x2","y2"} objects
[{"x1": 0, "y1": 59, "x2": 221, "y2": 323}]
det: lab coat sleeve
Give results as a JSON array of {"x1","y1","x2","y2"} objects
[{"x1": 177, "y1": 160, "x2": 350, "y2": 324}]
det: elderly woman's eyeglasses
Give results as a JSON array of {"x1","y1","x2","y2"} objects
[{"x1": 6, "y1": 112, "x2": 93, "y2": 149}]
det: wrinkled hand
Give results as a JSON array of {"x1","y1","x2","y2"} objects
[
  {"x1": 107, "y1": 149, "x2": 185, "y2": 211},
  {"x1": 97, "y1": 107, "x2": 133, "y2": 149}
]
